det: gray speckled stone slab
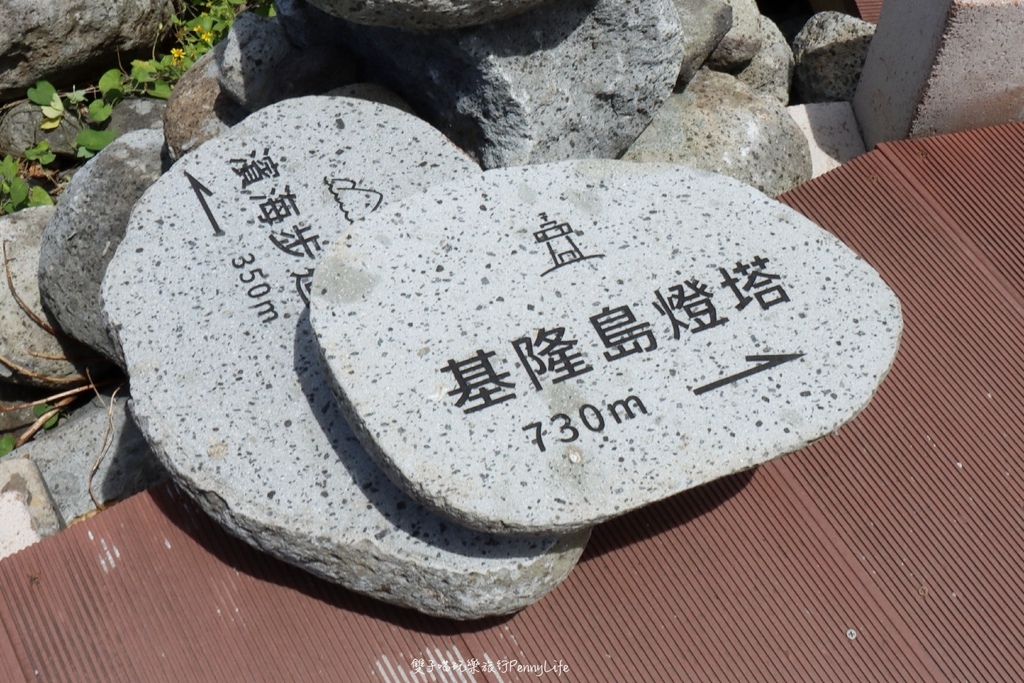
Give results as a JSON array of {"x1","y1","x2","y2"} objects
[
  {"x1": 101, "y1": 97, "x2": 588, "y2": 620},
  {"x1": 310, "y1": 160, "x2": 903, "y2": 535}
]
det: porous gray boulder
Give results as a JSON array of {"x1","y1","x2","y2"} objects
[
  {"x1": 623, "y1": 69, "x2": 812, "y2": 197},
  {"x1": 109, "y1": 97, "x2": 167, "y2": 134},
  {"x1": 216, "y1": 12, "x2": 360, "y2": 111},
  {"x1": 38, "y1": 129, "x2": 167, "y2": 365},
  {"x1": 704, "y1": 0, "x2": 763, "y2": 71},
  {"x1": 674, "y1": 0, "x2": 732, "y2": 87},
  {"x1": 163, "y1": 48, "x2": 249, "y2": 160},
  {"x1": 0, "y1": 0, "x2": 175, "y2": 102},
  {"x1": 279, "y1": 0, "x2": 683, "y2": 169},
  {"x1": 0, "y1": 207, "x2": 105, "y2": 389},
  {"x1": 793, "y1": 12, "x2": 875, "y2": 103},
  {"x1": 302, "y1": 0, "x2": 558, "y2": 29},
  {"x1": 736, "y1": 16, "x2": 794, "y2": 105}
]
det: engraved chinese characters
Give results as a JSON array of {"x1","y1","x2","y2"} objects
[
  {"x1": 311, "y1": 160, "x2": 903, "y2": 535},
  {"x1": 101, "y1": 97, "x2": 590, "y2": 620}
]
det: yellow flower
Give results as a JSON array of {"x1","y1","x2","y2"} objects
[
  {"x1": 201, "y1": 31, "x2": 213, "y2": 42},
  {"x1": 170, "y1": 47, "x2": 185, "y2": 64},
  {"x1": 193, "y1": 24, "x2": 203, "y2": 33}
]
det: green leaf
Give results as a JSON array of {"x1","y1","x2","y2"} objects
[
  {"x1": 40, "y1": 92, "x2": 64, "y2": 121},
  {"x1": 131, "y1": 65, "x2": 155, "y2": 83},
  {"x1": 39, "y1": 117, "x2": 62, "y2": 131},
  {"x1": 7, "y1": 177, "x2": 28, "y2": 208},
  {"x1": 98, "y1": 69, "x2": 123, "y2": 96},
  {"x1": 0, "y1": 434, "x2": 14, "y2": 456},
  {"x1": 32, "y1": 404, "x2": 59, "y2": 429},
  {"x1": 27, "y1": 80, "x2": 57, "y2": 106},
  {"x1": 87, "y1": 100, "x2": 113, "y2": 123},
  {"x1": 147, "y1": 79, "x2": 172, "y2": 100},
  {"x1": 28, "y1": 186, "x2": 53, "y2": 207},
  {"x1": 24, "y1": 141, "x2": 55, "y2": 165},
  {"x1": 66, "y1": 88, "x2": 86, "y2": 105},
  {"x1": 76, "y1": 128, "x2": 117, "y2": 152},
  {"x1": 76, "y1": 147, "x2": 94, "y2": 159},
  {"x1": 0, "y1": 156, "x2": 17, "y2": 181}
]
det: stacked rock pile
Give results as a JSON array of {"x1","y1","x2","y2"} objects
[{"x1": 0, "y1": 0, "x2": 903, "y2": 618}]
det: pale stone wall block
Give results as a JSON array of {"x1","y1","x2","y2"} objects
[{"x1": 854, "y1": 0, "x2": 1024, "y2": 148}]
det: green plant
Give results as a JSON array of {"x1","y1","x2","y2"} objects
[
  {"x1": 24, "y1": 141, "x2": 56, "y2": 166},
  {"x1": 32, "y1": 402, "x2": 61, "y2": 430},
  {"x1": 27, "y1": 80, "x2": 118, "y2": 159},
  {"x1": 0, "y1": 434, "x2": 14, "y2": 456},
  {"x1": 118, "y1": 0, "x2": 275, "y2": 99},
  {"x1": 1, "y1": 155, "x2": 53, "y2": 214}
]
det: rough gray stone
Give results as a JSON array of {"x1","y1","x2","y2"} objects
[
  {"x1": 0, "y1": 0, "x2": 175, "y2": 102},
  {"x1": 218, "y1": 12, "x2": 294, "y2": 110},
  {"x1": 101, "y1": 97, "x2": 588, "y2": 619},
  {"x1": 303, "y1": 0, "x2": 558, "y2": 30},
  {"x1": 109, "y1": 97, "x2": 167, "y2": 134},
  {"x1": 279, "y1": 0, "x2": 683, "y2": 169},
  {"x1": 793, "y1": 12, "x2": 875, "y2": 103},
  {"x1": 623, "y1": 70, "x2": 812, "y2": 197},
  {"x1": 0, "y1": 206, "x2": 106, "y2": 389},
  {"x1": 163, "y1": 47, "x2": 249, "y2": 160},
  {"x1": 38, "y1": 129, "x2": 167, "y2": 366},
  {"x1": 674, "y1": 0, "x2": 732, "y2": 87},
  {"x1": 704, "y1": 0, "x2": 763, "y2": 71},
  {"x1": 0, "y1": 101, "x2": 85, "y2": 158},
  {"x1": 217, "y1": 13, "x2": 360, "y2": 111},
  {"x1": 310, "y1": 159, "x2": 903, "y2": 534},
  {"x1": 2, "y1": 393, "x2": 165, "y2": 524},
  {"x1": 736, "y1": 16, "x2": 794, "y2": 105}
]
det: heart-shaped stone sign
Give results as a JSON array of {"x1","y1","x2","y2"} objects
[{"x1": 311, "y1": 160, "x2": 902, "y2": 534}]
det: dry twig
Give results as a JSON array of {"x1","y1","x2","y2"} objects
[
  {"x1": 3, "y1": 239, "x2": 58, "y2": 336},
  {"x1": 13, "y1": 394, "x2": 77, "y2": 449},
  {"x1": 87, "y1": 382, "x2": 122, "y2": 510}
]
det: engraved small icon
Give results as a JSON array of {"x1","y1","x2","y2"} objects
[
  {"x1": 534, "y1": 213, "x2": 604, "y2": 276},
  {"x1": 325, "y1": 178, "x2": 383, "y2": 224}
]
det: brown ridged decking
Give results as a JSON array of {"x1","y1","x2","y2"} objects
[
  {"x1": 854, "y1": 0, "x2": 883, "y2": 22},
  {"x1": 2, "y1": 122, "x2": 1024, "y2": 681}
]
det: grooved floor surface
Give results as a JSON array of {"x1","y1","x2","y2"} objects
[{"x1": 2, "y1": 122, "x2": 1023, "y2": 681}]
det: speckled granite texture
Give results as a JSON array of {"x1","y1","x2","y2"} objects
[
  {"x1": 101, "y1": 97, "x2": 589, "y2": 620},
  {"x1": 311, "y1": 160, "x2": 903, "y2": 534}
]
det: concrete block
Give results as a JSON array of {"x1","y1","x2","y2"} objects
[
  {"x1": 854, "y1": 0, "x2": 1024, "y2": 148},
  {"x1": 0, "y1": 458, "x2": 63, "y2": 560},
  {"x1": 788, "y1": 102, "x2": 866, "y2": 177}
]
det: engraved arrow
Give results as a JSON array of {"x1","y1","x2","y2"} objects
[
  {"x1": 184, "y1": 171, "x2": 224, "y2": 236},
  {"x1": 693, "y1": 353, "x2": 805, "y2": 396}
]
